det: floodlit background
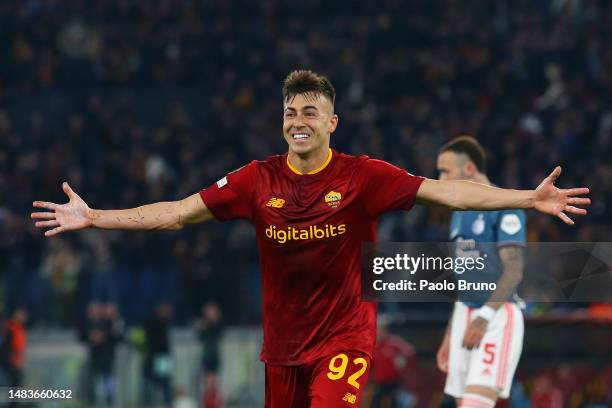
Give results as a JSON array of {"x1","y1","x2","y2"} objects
[{"x1": 1, "y1": 0, "x2": 611, "y2": 407}]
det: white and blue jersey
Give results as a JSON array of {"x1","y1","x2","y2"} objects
[
  {"x1": 449, "y1": 209, "x2": 526, "y2": 307},
  {"x1": 445, "y1": 206, "x2": 527, "y2": 399}
]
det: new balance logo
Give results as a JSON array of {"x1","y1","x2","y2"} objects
[
  {"x1": 342, "y1": 393, "x2": 357, "y2": 404},
  {"x1": 266, "y1": 198, "x2": 285, "y2": 208}
]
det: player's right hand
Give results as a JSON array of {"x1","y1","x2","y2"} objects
[
  {"x1": 436, "y1": 334, "x2": 450, "y2": 373},
  {"x1": 31, "y1": 182, "x2": 93, "y2": 237}
]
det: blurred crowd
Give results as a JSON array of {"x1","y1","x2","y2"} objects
[{"x1": 1, "y1": 0, "x2": 612, "y2": 328}]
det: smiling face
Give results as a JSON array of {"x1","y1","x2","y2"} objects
[{"x1": 283, "y1": 92, "x2": 338, "y2": 157}]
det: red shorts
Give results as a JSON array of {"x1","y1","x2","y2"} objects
[{"x1": 265, "y1": 351, "x2": 371, "y2": 408}]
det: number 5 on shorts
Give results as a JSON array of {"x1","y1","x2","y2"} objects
[{"x1": 326, "y1": 353, "x2": 368, "y2": 389}]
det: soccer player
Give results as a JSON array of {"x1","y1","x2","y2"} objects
[
  {"x1": 436, "y1": 136, "x2": 527, "y2": 408},
  {"x1": 370, "y1": 317, "x2": 417, "y2": 408},
  {"x1": 32, "y1": 71, "x2": 590, "y2": 407}
]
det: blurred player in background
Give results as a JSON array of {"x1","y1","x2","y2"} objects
[
  {"x1": 368, "y1": 317, "x2": 417, "y2": 408},
  {"x1": 31, "y1": 70, "x2": 590, "y2": 407},
  {"x1": 79, "y1": 301, "x2": 124, "y2": 406},
  {"x1": 436, "y1": 136, "x2": 526, "y2": 408},
  {"x1": 143, "y1": 302, "x2": 174, "y2": 406},
  {"x1": 196, "y1": 302, "x2": 224, "y2": 408},
  {"x1": 0, "y1": 307, "x2": 28, "y2": 408},
  {"x1": 0, "y1": 307, "x2": 28, "y2": 388}
]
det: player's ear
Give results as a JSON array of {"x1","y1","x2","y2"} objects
[
  {"x1": 329, "y1": 114, "x2": 339, "y2": 134},
  {"x1": 465, "y1": 161, "x2": 477, "y2": 177}
]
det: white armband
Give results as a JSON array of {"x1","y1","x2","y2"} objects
[{"x1": 474, "y1": 305, "x2": 496, "y2": 322}]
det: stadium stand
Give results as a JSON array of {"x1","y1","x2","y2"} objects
[{"x1": 0, "y1": 0, "x2": 610, "y2": 406}]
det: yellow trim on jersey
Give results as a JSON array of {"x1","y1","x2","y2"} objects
[{"x1": 287, "y1": 148, "x2": 333, "y2": 175}]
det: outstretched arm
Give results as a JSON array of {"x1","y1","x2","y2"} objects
[
  {"x1": 416, "y1": 166, "x2": 590, "y2": 225},
  {"x1": 32, "y1": 182, "x2": 213, "y2": 237}
]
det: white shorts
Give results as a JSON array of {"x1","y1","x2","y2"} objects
[{"x1": 444, "y1": 302, "x2": 524, "y2": 399}]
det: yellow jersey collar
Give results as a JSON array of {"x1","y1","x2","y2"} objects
[{"x1": 287, "y1": 148, "x2": 333, "y2": 175}]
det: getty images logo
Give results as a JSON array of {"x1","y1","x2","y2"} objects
[{"x1": 265, "y1": 224, "x2": 347, "y2": 244}]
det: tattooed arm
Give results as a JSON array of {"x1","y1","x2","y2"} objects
[
  {"x1": 485, "y1": 245, "x2": 525, "y2": 310},
  {"x1": 32, "y1": 182, "x2": 212, "y2": 237},
  {"x1": 462, "y1": 245, "x2": 524, "y2": 349}
]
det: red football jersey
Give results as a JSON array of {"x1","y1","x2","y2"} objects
[{"x1": 200, "y1": 150, "x2": 424, "y2": 365}]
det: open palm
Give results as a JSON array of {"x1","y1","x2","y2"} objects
[
  {"x1": 31, "y1": 182, "x2": 92, "y2": 237},
  {"x1": 534, "y1": 166, "x2": 590, "y2": 225}
]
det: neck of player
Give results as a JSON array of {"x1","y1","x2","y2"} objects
[
  {"x1": 471, "y1": 173, "x2": 491, "y2": 186},
  {"x1": 288, "y1": 146, "x2": 331, "y2": 175}
]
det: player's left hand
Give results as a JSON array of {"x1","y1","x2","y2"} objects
[
  {"x1": 462, "y1": 317, "x2": 488, "y2": 350},
  {"x1": 533, "y1": 166, "x2": 590, "y2": 225}
]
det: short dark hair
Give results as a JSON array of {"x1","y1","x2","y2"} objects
[
  {"x1": 282, "y1": 70, "x2": 336, "y2": 106},
  {"x1": 439, "y1": 135, "x2": 487, "y2": 173}
]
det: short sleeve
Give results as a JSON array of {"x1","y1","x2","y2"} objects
[
  {"x1": 358, "y1": 159, "x2": 425, "y2": 217},
  {"x1": 495, "y1": 210, "x2": 527, "y2": 246},
  {"x1": 199, "y1": 161, "x2": 257, "y2": 221}
]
